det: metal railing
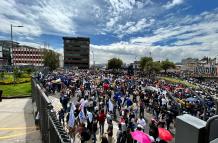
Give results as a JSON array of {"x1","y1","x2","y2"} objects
[{"x1": 31, "y1": 78, "x2": 71, "y2": 143}]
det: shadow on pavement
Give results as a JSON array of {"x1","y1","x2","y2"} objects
[{"x1": 24, "y1": 98, "x2": 41, "y2": 143}]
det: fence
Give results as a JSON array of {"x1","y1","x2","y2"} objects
[{"x1": 32, "y1": 78, "x2": 71, "y2": 143}]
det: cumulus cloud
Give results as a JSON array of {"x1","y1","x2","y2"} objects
[
  {"x1": 91, "y1": 9, "x2": 218, "y2": 64},
  {"x1": 164, "y1": 0, "x2": 184, "y2": 9}
]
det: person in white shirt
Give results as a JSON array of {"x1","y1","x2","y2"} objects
[{"x1": 137, "y1": 116, "x2": 146, "y2": 131}]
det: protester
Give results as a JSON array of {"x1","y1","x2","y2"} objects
[
  {"x1": 98, "y1": 109, "x2": 106, "y2": 135},
  {"x1": 36, "y1": 69, "x2": 216, "y2": 143}
]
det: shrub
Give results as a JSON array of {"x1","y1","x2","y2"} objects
[
  {"x1": 0, "y1": 72, "x2": 4, "y2": 80},
  {"x1": 0, "y1": 77, "x2": 31, "y2": 85}
]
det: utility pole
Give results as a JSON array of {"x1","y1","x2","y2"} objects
[{"x1": 10, "y1": 24, "x2": 13, "y2": 66}]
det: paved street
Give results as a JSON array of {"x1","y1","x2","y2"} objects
[
  {"x1": 0, "y1": 98, "x2": 41, "y2": 143},
  {"x1": 49, "y1": 94, "x2": 175, "y2": 143}
]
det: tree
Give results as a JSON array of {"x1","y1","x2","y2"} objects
[
  {"x1": 107, "y1": 58, "x2": 123, "y2": 70},
  {"x1": 161, "y1": 59, "x2": 176, "y2": 73},
  {"x1": 43, "y1": 49, "x2": 60, "y2": 71},
  {"x1": 152, "y1": 61, "x2": 162, "y2": 74},
  {"x1": 139, "y1": 57, "x2": 153, "y2": 77}
]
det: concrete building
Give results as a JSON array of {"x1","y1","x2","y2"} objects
[
  {"x1": 13, "y1": 45, "x2": 44, "y2": 66},
  {"x1": 59, "y1": 53, "x2": 64, "y2": 68},
  {"x1": 63, "y1": 37, "x2": 90, "y2": 69},
  {"x1": 0, "y1": 40, "x2": 19, "y2": 65},
  {"x1": 181, "y1": 57, "x2": 218, "y2": 77}
]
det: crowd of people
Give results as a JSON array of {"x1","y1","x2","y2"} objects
[{"x1": 36, "y1": 70, "x2": 216, "y2": 143}]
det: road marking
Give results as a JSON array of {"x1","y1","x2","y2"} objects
[{"x1": 0, "y1": 130, "x2": 37, "y2": 139}]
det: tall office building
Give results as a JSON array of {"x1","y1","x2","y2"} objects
[{"x1": 63, "y1": 37, "x2": 90, "y2": 69}]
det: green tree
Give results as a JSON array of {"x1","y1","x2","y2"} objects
[
  {"x1": 161, "y1": 59, "x2": 176, "y2": 73},
  {"x1": 152, "y1": 61, "x2": 162, "y2": 74},
  {"x1": 24, "y1": 68, "x2": 33, "y2": 75},
  {"x1": 107, "y1": 58, "x2": 123, "y2": 70},
  {"x1": 43, "y1": 49, "x2": 60, "y2": 71},
  {"x1": 139, "y1": 57, "x2": 153, "y2": 77}
]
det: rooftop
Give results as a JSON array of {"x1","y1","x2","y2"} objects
[{"x1": 63, "y1": 37, "x2": 90, "y2": 41}]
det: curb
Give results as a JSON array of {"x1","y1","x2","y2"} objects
[{"x1": 2, "y1": 95, "x2": 31, "y2": 99}]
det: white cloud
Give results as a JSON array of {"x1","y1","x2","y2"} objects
[
  {"x1": 0, "y1": 0, "x2": 161, "y2": 38},
  {"x1": 112, "y1": 18, "x2": 155, "y2": 37},
  {"x1": 1, "y1": 0, "x2": 218, "y2": 65},
  {"x1": 90, "y1": 9, "x2": 218, "y2": 64},
  {"x1": 164, "y1": 0, "x2": 184, "y2": 9}
]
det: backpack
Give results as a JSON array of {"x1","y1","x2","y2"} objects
[
  {"x1": 83, "y1": 130, "x2": 91, "y2": 141},
  {"x1": 120, "y1": 132, "x2": 127, "y2": 143}
]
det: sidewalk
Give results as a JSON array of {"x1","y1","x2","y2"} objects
[{"x1": 0, "y1": 98, "x2": 41, "y2": 143}]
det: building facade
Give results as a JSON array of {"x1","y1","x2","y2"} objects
[
  {"x1": 0, "y1": 40, "x2": 19, "y2": 65},
  {"x1": 181, "y1": 57, "x2": 218, "y2": 77},
  {"x1": 63, "y1": 37, "x2": 90, "y2": 69},
  {"x1": 13, "y1": 45, "x2": 44, "y2": 66}
]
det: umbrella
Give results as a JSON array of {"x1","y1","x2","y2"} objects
[
  {"x1": 158, "y1": 128, "x2": 173, "y2": 141},
  {"x1": 131, "y1": 130, "x2": 151, "y2": 143},
  {"x1": 186, "y1": 97, "x2": 197, "y2": 102}
]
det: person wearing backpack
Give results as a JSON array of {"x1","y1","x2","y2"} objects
[
  {"x1": 107, "y1": 120, "x2": 113, "y2": 143},
  {"x1": 80, "y1": 123, "x2": 91, "y2": 143},
  {"x1": 116, "y1": 124, "x2": 122, "y2": 143},
  {"x1": 92, "y1": 119, "x2": 98, "y2": 143}
]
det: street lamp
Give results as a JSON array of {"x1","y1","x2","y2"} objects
[
  {"x1": 10, "y1": 24, "x2": 23, "y2": 86},
  {"x1": 10, "y1": 24, "x2": 24, "y2": 65}
]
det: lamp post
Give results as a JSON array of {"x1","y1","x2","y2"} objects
[
  {"x1": 10, "y1": 24, "x2": 23, "y2": 66},
  {"x1": 10, "y1": 24, "x2": 23, "y2": 85}
]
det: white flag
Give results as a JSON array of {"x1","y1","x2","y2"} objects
[
  {"x1": 68, "y1": 103, "x2": 75, "y2": 128},
  {"x1": 87, "y1": 111, "x2": 93, "y2": 122},
  {"x1": 109, "y1": 99, "x2": 114, "y2": 112}
]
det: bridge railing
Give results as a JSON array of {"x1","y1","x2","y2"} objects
[{"x1": 31, "y1": 78, "x2": 71, "y2": 143}]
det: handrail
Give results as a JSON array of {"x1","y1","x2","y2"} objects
[{"x1": 32, "y1": 78, "x2": 70, "y2": 143}]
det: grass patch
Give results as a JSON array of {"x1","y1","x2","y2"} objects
[
  {"x1": 160, "y1": 77, "x2": 198, "y2": 89},
  {"x1": 0, "y1": 82, "x2": 31, "y2": 97}
]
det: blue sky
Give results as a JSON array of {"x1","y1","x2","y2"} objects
[{"x1": 0, "y1": 0, "x2": 218, "y2": 64}]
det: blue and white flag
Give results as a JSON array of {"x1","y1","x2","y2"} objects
[
  {"x1": 68, "y1": 103, "x2": 75, "y2": 128},
  {"x1": 109, "y1": 99, "x2": 114, "y2": 112},
  {"x1": 79, "y1": 110, "x2": 85, "y2": 122}
]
